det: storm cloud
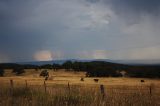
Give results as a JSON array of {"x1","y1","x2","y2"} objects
[
  {"x1": 107, "y1": 0, "x2": 160, "y2": 14},
  {"x1": 0, "y1": 0, "x2": 160, "y2": 62}
]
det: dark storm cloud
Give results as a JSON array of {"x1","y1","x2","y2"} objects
[
  {"x1": 1, "y1": 0, "x2": 160, "y2": 62},
  {"x1": 0, "y1": 0, "x2": 39, "y2": 24},
  {"x1": 0, "y1": 0, "x2": 56, "y2": 62},
  {"x1": 105, "y1": 0, "x2": 160, "y2": 14},
  {"x1": 86, "y1": 0, "x2": 100, "y2": 3},
  {"x1": 86, "y1": 0, "x2": 160, "y2": 24},
  {"x1": 106, "y1": 0, "x2": 160, "y2": 23}
]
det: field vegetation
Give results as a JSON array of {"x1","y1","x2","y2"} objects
[
  {"x1": 0, "y1": 69, "x2": 160, "y2": 106},
  {"x1": 1, "y1": 61, "x2": 160, "y2": 78},
  {"x1": 0, "y1": 61, "x2": 160, "y2": 105}
]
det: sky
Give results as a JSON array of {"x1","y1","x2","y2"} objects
[{"x1": 1, "y1": 0, "x2": 160, "y2": 63}]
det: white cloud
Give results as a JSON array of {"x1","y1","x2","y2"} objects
[
  {"x1": 52, "y1": 51, "x2": 64, "y2": 60},
  {"x1": 108, "y1": 45, "x2": 160, "y2": 60},
  {"x1": 92, "y1": 50, "x2": 109, "y2": 59},
  {"x1": 24, "y1": 0, "x2": 113, "y2": 30},
  {"x1": 66, "y1": 1, "x2": 112, "y2": 29},
  {"x1": 128, "y1": 47, "x2": 160, "y2": 60},
  {"x1": 77, "y1": 50, "x2": 109, "y2": 59},
  {"x1": 34, "y1": 50, "x2": 64, "y2": 61},
  {"x1": 34, "y1": 50, "x2": 53, "y2": 61},
  {"x1": 76, "y1": 46, "x2": 160, "y2": 60}
]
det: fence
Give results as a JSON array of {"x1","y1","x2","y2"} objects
[{"x1": 5, "y1": 79, "x2": 160, "y2": 98}]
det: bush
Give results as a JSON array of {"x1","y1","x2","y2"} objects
[{"x1": 40, "y1": 70, "x2": 49, "y2": 77}]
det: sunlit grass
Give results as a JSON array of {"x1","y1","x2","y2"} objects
[
  {"x1": 0, "y1": 70, "x2": 160, "y2": 106},
  {"x1": 0, "y1": 84, "x2": 159, "y2": 106}
]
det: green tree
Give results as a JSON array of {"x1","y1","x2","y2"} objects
[
  {"x1": 40, "y1": 70, "x2": 49, "y2": 77},
  {"x1": 62, "y1": 61, "x2": 73, "y2": 71},
  {"x1": 53, "y1": 63, "x2": 61, "y2": 70},
  {"x1": 40, "y1": 64, "x2": 53, "y2": 69}
]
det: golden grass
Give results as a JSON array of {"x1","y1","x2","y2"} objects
[
  {"x1": 0, "y1": 82, "x2": 160, "y2": 106},
  {"x1": 1, "y1": 69, "x2": 160, "y2": 86},
  {"x1": 0, "y1": 69, "x2": 160, "y2": 106}
]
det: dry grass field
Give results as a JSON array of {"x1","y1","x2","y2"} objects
[{"x1": 0, "y1": 69, "x2": 160, "y2": 106}]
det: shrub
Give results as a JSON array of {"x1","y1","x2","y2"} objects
[{"x1": 40, "y1": 70, "x2": 49, "y2": 77}]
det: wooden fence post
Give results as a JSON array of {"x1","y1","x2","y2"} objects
[
  {"x1": 100, "y1": 84, "x2": 105, "y2": 99},
  {"x1": 10, "y1": 79, "x2": 14, "y2": 89},
  {"x1": 149, "y1": 83, "x2": 155, "y2": 96},
  {"x1": 10, "y1": 79, "x2": 14, "y2": 94},
  {"x1": 25, "y1": 80, "x2": 28, "y2": 88},
  {"x1": 44, "y1": 81, "x2": 47, "y2": 93},
  {"x1": 68, "y1": 82, "x2": 70, "y2": 93},
  {"x1": 149, "y1": 86, "x2": 152, "y2": 96}
]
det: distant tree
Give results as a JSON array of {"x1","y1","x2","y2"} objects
[
  {"x1": 22, "y1": 64, "x2": 39, "y2": 69},
  {"x1": 40, "y1": 70, "x2": 49, "y2": 77},
  {"x1": 53, "y1": 63, "x2": 61, "y2": 70},
  {"x1": 72, "y1": 62, "x2": 85, "y2": 71},
  {"x1": 73, "y1": 62, "x2": 80, "y2": 71},
  {"x1": 1, "y1": 60, "x2": 160, "y2": 78},
  {"x1": 62, "y1": 61, "x2": 73, "y2": 71},
  {"x1": 0, "y1": 69, "x2": 4, "y2": 76},
  {"x1": 40, "y1": 64, "x2": 53, "y2": 69},
  {"x1": 12, "y1": 67, "x2": 25, "y2": 75}
]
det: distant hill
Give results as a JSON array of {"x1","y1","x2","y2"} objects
[
  {"x1": 15, "y1": 59, "x2": 160, "y2": 66},
  {"x1": 1, "y1": 59, "x2": 160, "y2": 78},
  {"x1": 106, "y1": 59, "x2": 160, "y2": 65},
  {"x1": 16, "y1": 59, "x2": 92, "y2": 66},
  {"x1": 17, "y1": 60, "x2": 65, "y2": 66}
]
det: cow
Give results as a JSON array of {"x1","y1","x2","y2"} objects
[
  {"x1": 94, "y1": 79, "x2": 99, "y2": 82},
  {"x1": 141, "y1": 80, "x2": 145, "y2": 82}
]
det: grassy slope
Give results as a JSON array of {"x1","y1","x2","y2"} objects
[
  {"x1": 0, "y1": 69, "x2": 160, "y2": 86},
  {"x1": 0, "y1": 69, "x2": 160, "y2": 106}
]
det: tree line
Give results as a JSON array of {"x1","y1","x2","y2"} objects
[{"x1": 0, "y1": 61, "x2": 160, "y2": 78}]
